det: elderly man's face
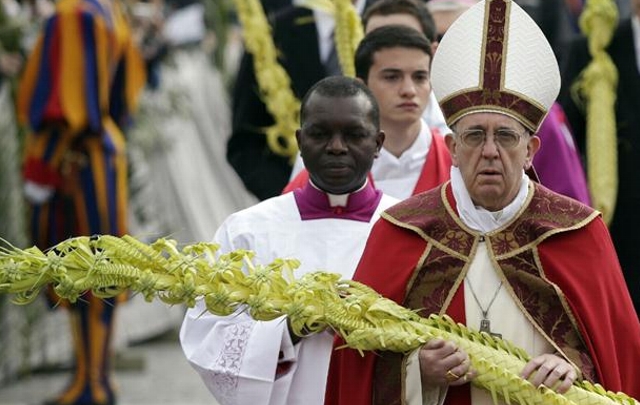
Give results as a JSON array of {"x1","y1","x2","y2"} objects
[
  {"x1": 446, "y1": 113, "x2": 540, "y2": 211},
  {"x1": 296, "y1": 94, "x2": 384, "y2": 194}
]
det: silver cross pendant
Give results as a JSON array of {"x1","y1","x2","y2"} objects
[{"x1": 480, "y1": 319, "x2": 501, "y2": 338}]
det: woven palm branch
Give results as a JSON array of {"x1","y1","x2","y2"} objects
[
  {"x1": 233, "y1": 0, "x2": 300, "y2": 161},
  {"x1": 0, "y1": 235, "x2": 637, "y2": 405},
  {"x1": 571, "y1": 0, "x2": 619, "y2": 225}
]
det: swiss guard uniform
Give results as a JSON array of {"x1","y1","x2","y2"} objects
[{"x1": 17, "y1": 0, "x2": 146, "y2": 403}]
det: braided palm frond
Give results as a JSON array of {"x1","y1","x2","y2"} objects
[
  {"x1": 233, "y1": 0, "x2": 300, "y2": 161},
  {"x1": 333, "y1": 0, "x2": 363, "y2": 77},
  {"x1": 572, "y1": 0, "x2": 619, "y2": 225},
  {"x1": 0, "y1": 235, "x2": 637, "y2": 405}
]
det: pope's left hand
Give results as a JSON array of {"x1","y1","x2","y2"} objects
[{"x1": 520, "y1": 353, "x2": 577, "y2": 393}]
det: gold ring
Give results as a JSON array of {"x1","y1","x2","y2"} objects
[{"x1": 446, "y1": 370, "x2": 460, "y2": 382}]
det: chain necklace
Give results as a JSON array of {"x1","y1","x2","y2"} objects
[{"x1": 465, "y1": 278, "x2": 503, "y2": 338}]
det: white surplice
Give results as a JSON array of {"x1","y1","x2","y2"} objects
[{"x1": 180, "y1": 191, "x2": 397, "y2": 405}]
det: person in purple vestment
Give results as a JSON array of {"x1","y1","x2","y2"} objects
[{"x1": 533, "y1": 102, "x2": 591, "y2": 205}]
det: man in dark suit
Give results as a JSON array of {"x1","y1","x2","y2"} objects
[
  {"x1": 227, "y1": 1, "x2": 375, "y2": 200},
  {"x1": 559, "y1": 0, "x2": 640, "y2": 316}
]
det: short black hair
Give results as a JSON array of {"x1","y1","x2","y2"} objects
[
  {"x1": 300, "y1": 76, "x2": 380, "y2": 130},
  {"x1": 363, "y1": 0, "x2": 437, "y2": 42},
  {"x1": 355, "y1": 25, "x2": 433, "y2": 82}
]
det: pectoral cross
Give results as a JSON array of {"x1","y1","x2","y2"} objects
[{"x1": 480, "y1": 318, "x2": 501, "y2": 339}]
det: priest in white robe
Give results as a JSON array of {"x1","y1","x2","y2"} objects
[{"x1": 180, "y1": 75, "x2": 398, "y2": 405}]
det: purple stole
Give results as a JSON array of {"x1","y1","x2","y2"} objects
[{"x1": 293, "y1": 181, "x2": 383, "y2": 222}]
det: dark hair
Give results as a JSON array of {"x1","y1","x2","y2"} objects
[
  {"x1": 355, "y1": 25, "x2": 433, "y2": 82},
  {"x1": 300, "y1": 76, "x2": 380, "y2": 130},
  {"x1": 363, "y1": 0, "x2": 436, "y2": 42}
]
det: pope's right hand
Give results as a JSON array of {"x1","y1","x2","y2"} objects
[{"x1": 418, "y1": 338, "x2": 477, "y2": 387}]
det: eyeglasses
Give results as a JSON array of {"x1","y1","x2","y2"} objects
[{"x1": 455, "y1": 128, "x2": 527, "y2": 149}]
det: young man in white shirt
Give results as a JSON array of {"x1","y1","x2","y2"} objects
[{"x1": 286, "y1": 24, "x2": 452, "y2": 200}]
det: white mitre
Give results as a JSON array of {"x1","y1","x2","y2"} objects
[{"x1": 431, "y1": 0, "x2": 561, "y2": 132}]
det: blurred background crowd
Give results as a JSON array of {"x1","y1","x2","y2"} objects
[{"x1": 0, "y1": 0, "x2": 637, "y2": 403}]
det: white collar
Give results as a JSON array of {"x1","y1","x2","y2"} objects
[
  {"x1": 632, "y1": 15, "x2": 640, "y2": 75},
  {"x1": 450, "y1": 166, "x2": 530, "y2": 233},
  {"x1": 378, "y1": 119, "x2": 432, "y2": 163},
  {"x1": 309, "y1": 179, "x2": 368, "y2": 207}
]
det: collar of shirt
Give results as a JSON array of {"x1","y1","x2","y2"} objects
[
  {"x1": 373, "y1": 120, "x2": 432, "y2": 178},
  {"x1": 632, "y1": 14, "x2": 640, "y2": 75},
  {"x1": 293, "y1": 179, "x2": 382, "y2": 222},
  {"x1": 294, "y1": 0, "x2": 367, "y2": 62},
  {"x1": 450, "y1": 166, "x2": 530, "y2": 233},
  {"x1": 370, "y1": 120, "x2": 432, "y2": 199}
]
